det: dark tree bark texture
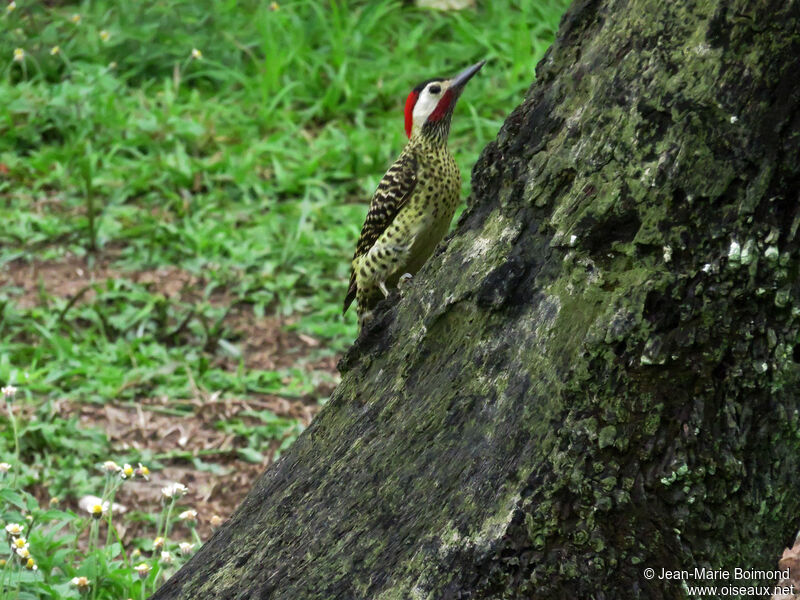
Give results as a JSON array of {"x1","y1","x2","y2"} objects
[{"x1": 153, "y1": 0, "x2": 800, "y2": 598}]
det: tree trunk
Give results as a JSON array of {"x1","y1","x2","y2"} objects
[{"x1": 152, "y1": 0, "x2": 800, "y2": 598}]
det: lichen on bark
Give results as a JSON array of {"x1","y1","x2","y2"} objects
[{"x1": 152, "y1": 0, "x2": 800, "y2": 598}]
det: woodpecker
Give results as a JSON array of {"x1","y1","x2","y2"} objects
[{"x1": 343, "y1": 60, "x2": 486, "y2": 327}]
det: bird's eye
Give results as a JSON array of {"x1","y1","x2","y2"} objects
[{"x1": 429, "y1": 84, "x2": 441, "y2": 94}]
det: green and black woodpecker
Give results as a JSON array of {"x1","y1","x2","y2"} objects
[{"x1": 343, "y1": 60, "x2": 486, "y2": 327}]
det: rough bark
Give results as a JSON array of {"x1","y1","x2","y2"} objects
[{"x1": 152, "y1": 0, "x2": 800, "y2": 598}]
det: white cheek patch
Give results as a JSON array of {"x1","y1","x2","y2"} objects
[{"x1": 412, "y1": 85, "x2": 446, "y2": 133}]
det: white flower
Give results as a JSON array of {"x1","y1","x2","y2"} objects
[
  {"x1": 178, "y1": 509, "x2": 197, "y2": 523},
  {"x1": 79, "y1": 494, "x2": 127, "y2": 515},
  {"x1": 102, "y1": 460, "x2": 121, "y2": 473},
  {"x1": 179, "y1": 542, "x2": 195, "y2": 555},
  {"x1": 134, "y1": 562, "x2": 151, "y2": 578},
  {"x1": 50, "y1": 45, "x2": 60, "y2": 55},
  {"x1": 86, "y1": 500, "x2": 109, "y2": 519},
  {"x1": 70, "y1": 576, "x2": 91, "y2": 589},
  {"x1": 190, "y1": 48, "x2": 202, "y2": 60},
  {"x1": 11, "y1": 536, "x2": 27, "y2": 550},
  {"x1": 161, "y1": 482, "x2": 188, "y2": 499},
  {"x1": 6, "y1": 2, "x2": 16, "y2": 13},
  {"x1": 160, "y1": 551, "x2": 173, "y2": 564},
  {"x1": 135, "y1": 463, "x2": 150, "y2": 480},
  {"x1": 0, "y1": 462, "x2": 11, "y2": 473},
  {"x1": 15, "y1": 546, "x2": 30, "y2": 559},
  {"x1": 99, "y1": 30, "x2": 110, "y2": 42},
  {"x1": 152, "y1": 536, "x2": 165, "y2": 550},
  {"x1": 1, "y1": 385, "x2": 17, "y2": 398},
  {"x1": 5, "y1": 523, "x2": 23, "y2": 536},
  {"x1": 119, "y1": 463, "x2": 134, "y2": 479}
]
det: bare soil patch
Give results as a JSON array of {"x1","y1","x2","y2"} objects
[
  {"x1": 55, "y1": 393, "x2": 320, "y2": 543},
  {"x1": 3, "y1": 251, "x2": 204, "y2": 310}
]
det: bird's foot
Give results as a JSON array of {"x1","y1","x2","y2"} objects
[
  {"x1": 358, "y1": 310, "x2": 375, "y2": 331},
  {"x1": 398, "y1": 273, "x2": 413, "y2": 295},
  {"x1": 379, "y1": 281, "x2": 390, "y2": 298}
]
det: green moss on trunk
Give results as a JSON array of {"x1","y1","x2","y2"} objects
[{"x1": 153, "y1": 0, "x2": 800, "y2": 598}]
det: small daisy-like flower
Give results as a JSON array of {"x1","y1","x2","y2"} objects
[
  {"x1": 99, "y1": 29, "x2": 110, "y2": 42},
  {"x1": 70, "y1": 13, "x2": 81, "y2": 23},
  {"x1": 70, "y1": 576, "x2": 91, "y2": 589},
  {"x1": 269, "y1": 1, "x2": 279, "y2": 10},
  {"x1": 11, "y1": 536, "x2": 27, "y2": 550},
  {"x1": 209, "y1": 514, "x2": 223, "y2": 527},
  {"x1": 50, "y1": 45, "x2": 60, "y2": 55},
  {"x1": 152, "y1": 536, "x2": 165, "y2": 551},
  {"x1": 178, "y1": 509, "x2": 197, "y2": 524},
  {"x1": 25, "y1": 557, "x2": 37, "y2": 570},
  {"x1": 160, "y1": 551, "x2": 173, "y2": 564},
  {"x1": 6, "y1": 2, "x2": 16, "y2": 13},
  {"x1": 131, "y1": 548, "x2": 142, "y2": 559},
  {"x1": 5, "y1": 523, "x2": 23, "y2": 536},
  {"x1": 102, "y1": 460, "x2": 121, "y2": 473},
  {"x1": 190, "y1": 48, "x2": 202, "y2": 60},
  {"x1": 49, "y1": 496, "x2": 59, "y2": 506},
  {"x1": 1, "y1": 384, "x2": 17, "y2": 397},
  {"x1": 12, "y1": 542, "x2": 29, "y2": 557},
  {"x1": 179, "y1": 542, "x2": 194, "y2": 556},
  {"x1": 134, "y1": 562, "x2": 151, "y2": 579},
  {"x1": 120, "y1": 463, "x2": 134, "y2": 479},
  {"x1": 80, "y1": 494, "x2": 125, "y2": 515},
  {"x1": 135, "y1": 463, "x2": 150, "y2": 480},
  {"x1": 0, "y1": 462, "x2": 11, "y2": 473},
  {"x1": 87, "y1": 501, "x2": 109, "y2": 519},
  {"x1": 161, "y1": 482, "x2": 188, "y2": 499}
]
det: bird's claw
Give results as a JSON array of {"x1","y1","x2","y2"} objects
[
  {"x1": 379, "y1": 281, "x2": 390, "y2": 298},
  {"x1": 398, "y1": 273, "x2": 413, "y2": 295},
  {"x1": 358, "y1": 310, "x2": 375, "y2": 331}
]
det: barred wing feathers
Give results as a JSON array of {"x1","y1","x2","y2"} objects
[{"x1": 343, "y1": 151, "x2": 419, "y2": 314}]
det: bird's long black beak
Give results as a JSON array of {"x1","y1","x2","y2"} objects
[{"x1": 449, "y1": 60, "x2": 486, "y2": 90}]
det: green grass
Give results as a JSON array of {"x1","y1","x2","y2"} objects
[{"x1": 0, "y1": 0, "x2": 568, "y2": 596}]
